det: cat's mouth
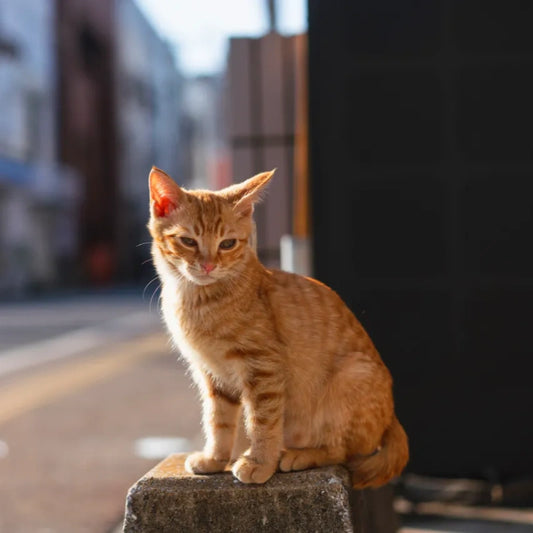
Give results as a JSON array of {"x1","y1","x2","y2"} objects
[
  {"x1": 187, "y1": 269, "x2": 221, "y2": 286},
  {"x1": 193, "y1": 275, "x2": 218, "y2": 285}
]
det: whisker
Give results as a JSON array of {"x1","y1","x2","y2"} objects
[
  {"x1": 143, "y1": 276, "x2": 160, "y2": 301},
  {"x1": 149, "y1": 282, "x2": 162, "y2": 313},
  {"x1": 142, "y1": 258, "x2": 153, "y2": 266},
  {"x1": 136, "y1": 242, "x2": 152, "y2": 247}
]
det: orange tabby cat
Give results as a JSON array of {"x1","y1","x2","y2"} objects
[{"x1": 148, "y1": 166, "x2": 409, "y2": 488}]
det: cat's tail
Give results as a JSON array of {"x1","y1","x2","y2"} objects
[{"x1": 348, "y1": 414, "x2": 409, "y2": 489}]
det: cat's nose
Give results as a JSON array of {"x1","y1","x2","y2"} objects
[{"x1": 201, "y1": 263, "x2": 216, "y2": 274}]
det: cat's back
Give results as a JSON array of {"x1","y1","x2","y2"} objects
[
  {"x1": 266, "y1": 269, "x2": 352, "y2": 326},
  {"x1": 265, "y1": 269, "x2": 378, "y2": 357},
  {"x1": 268, "y1": 269, "x2": 341, "y2": 310}
]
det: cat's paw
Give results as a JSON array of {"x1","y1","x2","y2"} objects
[
  {"x1": 184, "y1": 452, "x2": 228, "y2": 474},
  {"x1": 232, "y1": 456, "x2": 276, "y2": 484}
]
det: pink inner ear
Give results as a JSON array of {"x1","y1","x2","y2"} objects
[
  {"x1": 153, "y1": 197, "x2": 176, "y2": 217},
  {"x1": 150, "y1": 168, "x2": 180, "y2": 217}
]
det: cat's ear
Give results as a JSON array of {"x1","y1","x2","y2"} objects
[
  {"x1": 149, "y1": 167, "x2": 182, "y2": 218},
  {"x1": 221, "y1": 169, "x2": 275, "y2": 217}
]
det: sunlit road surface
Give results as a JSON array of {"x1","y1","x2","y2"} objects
[{"x1": 0, "y1": 292, "x2": 202, "y2": 533}]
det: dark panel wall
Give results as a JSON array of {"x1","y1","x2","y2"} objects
[{"x1": 309, "y1": 0, "x2": 533, "y2": 479}]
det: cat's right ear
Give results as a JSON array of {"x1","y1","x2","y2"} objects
[
  {"x1": 220, "y1": 169, "x2": 276, "y2": 217},
  {"x1": 149, "y1": 167, "x2": 182, "y2": 218}
]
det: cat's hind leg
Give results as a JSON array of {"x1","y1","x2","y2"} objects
[
  {"x1": 280, "y1": 351, "x2": 389, "y2": 474},
  {"x1": 279, "y1": 446, "x2": 345, "y2": 472}
]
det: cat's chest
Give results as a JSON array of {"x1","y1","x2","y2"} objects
[{"x1": 161, "y1": 285, "x2": 242, "y2": 384}]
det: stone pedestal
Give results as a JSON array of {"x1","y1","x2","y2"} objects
[{"x1": 123, "y1": 453, "x2": 397, "y2": 533}]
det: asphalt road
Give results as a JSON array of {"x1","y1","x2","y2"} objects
[{"x1": 0, "y1": 290, "x2": 163, "y2": 352}]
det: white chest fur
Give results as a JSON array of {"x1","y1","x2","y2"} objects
[{"x1": 160, "y1": 280, "x2": 242, "y2": 392}]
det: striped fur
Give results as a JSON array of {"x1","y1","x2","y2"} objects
[{"x1": 148, "y1": 167, "x2": 409, "y2": 487}]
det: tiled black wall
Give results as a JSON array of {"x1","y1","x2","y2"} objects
[{"x1": 309, "y1": 0, "x2": 533, "y2": 478}]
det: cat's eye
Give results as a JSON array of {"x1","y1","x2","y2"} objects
[
  {"x1": 219, "y1": 238, "x2": 237, "y2": 250},
  {"x1": 180, "y1": 237, "x2": 197, "y2": 247}
]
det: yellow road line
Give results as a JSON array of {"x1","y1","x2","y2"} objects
[{"x1": 0, "y1": 332, "x2": 169, "y2": 426}]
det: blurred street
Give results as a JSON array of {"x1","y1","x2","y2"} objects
[{"x1": 0, "y1": 292, "x2": 202, "y2": 533}]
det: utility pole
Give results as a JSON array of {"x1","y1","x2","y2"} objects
[{"x1": 266, "y1": 0, "x2": 277, "y2": 33}]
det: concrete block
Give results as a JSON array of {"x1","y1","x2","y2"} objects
[{"x1": 124, "y1": 453, "x2": 395, "y2": 533}]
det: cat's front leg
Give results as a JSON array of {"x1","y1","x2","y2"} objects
[
  {"x1": 185, "y1": 376, "x2": 241, "y2": 475},
  {"x1": 232, "y1": 364, "x2": 285, "y2": 484}
]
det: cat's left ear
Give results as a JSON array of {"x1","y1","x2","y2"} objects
[
  {"x1": 149, "y1": 167, "x2": 183, "y2": 218},
  {"x1": 221, "y1": 169, "x2": 275, "y2": 217}
]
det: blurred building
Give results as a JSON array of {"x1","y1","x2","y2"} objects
[
  {"x1": 115, "y1": 0, "x2": 184, "y2": 281},
  {"x1": 56, "y1": 0, "x2": 184, "y2": 286},
  {"x1": 56, "y1": 0, "x2": 117, "y2": 286},
  {"x1": 0, "y1": 0, "x2": 185, "y2": 295},
  {"x1": 225, "y1": 32, "x2": 307, "y2": 268},
  {"x1": 0, "y1": 0, "x2": 79, "y2": 296},
  {"x1": 184, "y1": 75, "x2": 229, "y2": 191}
]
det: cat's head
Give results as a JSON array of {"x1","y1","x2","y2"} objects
[{"x1": 148, "y1": 167, "x2": 274, "y2": 286}]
